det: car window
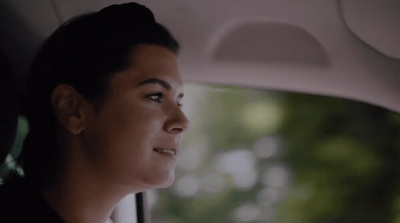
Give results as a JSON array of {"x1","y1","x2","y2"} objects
[
  {"x1": 1, "y1": 83, "x2": 399, "y2": 223},
  {"x1": 148, "y1": 83, "x2": 400, "y2": 223},
  {"x1": 0, "y1": 116, "x2": 28, "y2": 183}
]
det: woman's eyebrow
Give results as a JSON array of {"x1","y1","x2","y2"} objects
[
  {"x1": 138, "y1": 78, "x2": 184, "y2": 98},
  {"x1": 138, "y1": 78, "x2": 171, "y2": 90}
]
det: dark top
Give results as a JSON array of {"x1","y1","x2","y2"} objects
[{"x1": 0, "y1": 177, "x2": 64, "y2": 223}]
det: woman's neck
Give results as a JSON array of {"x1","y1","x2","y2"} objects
[{"x1": 40, "y1": 163, "x2": 133, "y2": 223}]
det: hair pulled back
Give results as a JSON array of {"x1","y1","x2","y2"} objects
[{"x1": 20, "y1": 2, "x2": 179, "y2": 185}]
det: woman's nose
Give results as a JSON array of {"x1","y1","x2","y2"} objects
[{"x1": 164, "y1": 106, "x2": 191, "y2": 134}]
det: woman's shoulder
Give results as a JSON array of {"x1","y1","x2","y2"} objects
[
  {"x1": 0, "y1": 177, "x2": 65, "y2": 223},
  {"x1": 0, "y1": 177, "x2": 34, "y2": 221},
  {"x1": 0, "y1": 176, "x2": 29, "y2": 204}
]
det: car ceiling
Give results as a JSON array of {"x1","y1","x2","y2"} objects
[{"x1": 1, "y1": 0, "x2": 399, "y2": 112}]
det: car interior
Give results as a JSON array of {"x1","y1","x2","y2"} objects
[{"x1": 0, "y1": 1, "x2": 399, "y2": 223}]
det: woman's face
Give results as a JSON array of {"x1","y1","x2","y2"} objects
[{"x1": 82, "y1": 44, "x2": 190, "y2": 191}]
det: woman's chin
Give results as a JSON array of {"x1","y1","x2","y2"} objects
[
  {"x1": 138, "y1": 172, "x2": 176, "y2": 191},
  {"x1": 154, "y1": 174, "x2": 175, "y2": 189}
]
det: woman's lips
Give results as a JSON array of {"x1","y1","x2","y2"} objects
[{"x1": 153, "y1": 148, "x2": 177, "y2": 155}]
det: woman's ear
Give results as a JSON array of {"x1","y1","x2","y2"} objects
[{"x1": 51, "y1": 84, "x2": 87, "y2": 135}]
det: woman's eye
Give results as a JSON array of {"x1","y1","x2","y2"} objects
[{"x1": 147, "y1": 93, "x2": 163, "y2": 103}]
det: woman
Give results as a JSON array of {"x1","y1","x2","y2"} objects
[{"x1": 0, "y1": 2, "x2": 190, "y2": 223}]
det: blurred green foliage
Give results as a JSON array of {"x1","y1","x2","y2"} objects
[
  {"x1": 151, "y1": 84, "x2": 400, "y2": 223},
  {"x1": 275, "y1": 94, "x2": 400, "y2": 223}
]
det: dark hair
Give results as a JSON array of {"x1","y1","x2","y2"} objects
[
  {"x1": 0, "y1": 51, "x2": 18, "y2": 165},
  {"x1": 19, "y1": 2, "x2": 179, "y2": 185}
]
